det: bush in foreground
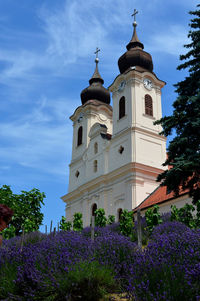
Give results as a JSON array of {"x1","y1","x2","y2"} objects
[
  {"x1": 1, "y1": 220, "x2": 200, "y2": 300},
  {"x1": 126, "y1": 221, "x2": 200, "y2": 300}
]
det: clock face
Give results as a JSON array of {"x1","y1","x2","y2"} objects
[
  {"x1": 118, "y1": 80, "x2": 126, "y2": 92},
  {"x1": 143, "y1": 78, "x2": 152, "y2": 90}
]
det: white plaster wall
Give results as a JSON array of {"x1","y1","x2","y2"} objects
[
  {"x1": 137, "y1": 195, "x2": 193, "y2": 218},
  {"x1": 108, "y1": 134, "x2": 131, "y2": 173},
  {"x1": 134, "y1": 179, "x2": 160, "y2": 208},
  {"x1": 68, "y1": 160, "x2": 85, "y2": 192},
  {"x1": 71, "y1": 107, "x2": 112, "y2": 162},
  {"x1": 86, "y1": 135, "x2": 108, "y2": 179},
  {"x1": 112, "y1": 81, "x2": 131, "y2": 136},
  {"x1": 158, "y1": 196, "x2": 193, "y2": 215},
  {"x1": 69, "y1": 104, "x2": 112, "y2": 192},
  {"x1": 134, "y1": 81, "x2": 162, "y2": 134},
  {"x1": 135, "y1": 131, "x2": 166, "y2": 170},
  {"x1": 65, "y1": 169, "x2": 162, "y2": 227}
]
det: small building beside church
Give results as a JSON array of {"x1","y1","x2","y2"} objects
[{"x1": 61, "y1": 14, "x2": 189, "y2": 226}]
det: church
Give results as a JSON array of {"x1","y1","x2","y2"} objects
[{"x1": 61, "y1": 11, "x2": 191, "y2": 226}]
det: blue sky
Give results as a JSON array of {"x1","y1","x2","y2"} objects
[{"x1": 0, "y1": 0, "x2": 199, "y2": 233}]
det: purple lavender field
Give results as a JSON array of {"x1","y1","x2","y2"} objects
[{"x1": 0, "y1": 221, "x2": 200, "y2": 300}]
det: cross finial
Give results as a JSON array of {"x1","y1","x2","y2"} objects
[
  {"x1": 131, "y1": 9, "x2": 138, "y2": 26},
  {"x1": 94, "y1": 47, "x2": 100, "y2": 59},
  {"x1": 94, "y1": 47, "x2": 100, "y2": 63}
]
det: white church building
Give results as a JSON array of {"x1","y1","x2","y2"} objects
[{"x1": 61, "y1": 13, "x2": 190, "y2": 226}]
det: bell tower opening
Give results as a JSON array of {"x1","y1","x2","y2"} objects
[{"x1": 77, "y1": 126, "x2": 83, "y2": 146}]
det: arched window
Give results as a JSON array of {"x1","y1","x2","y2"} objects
[
  {"x1": 118, "y1": 208, "x2": 123, "y2": 222},
  {"x1": 77, "y1": 126, "x2": 83, "y2": 146},
  {"x1": 92, "y1": 203, "x2": 97, "y2": 216},
  {"x1": 119, "y1": 96, "x2": 125, "y2": 119},
  {"x1": 94, "y1": 142, "x2": 98, "y2": 154},
  {"x1": 94, "y1": 160, "x2": 98, "y2": 172},
  {"x1": 145, "y1": 94, "x2": 153, "y2": 116}
]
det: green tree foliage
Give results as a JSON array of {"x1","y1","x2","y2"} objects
[
  {"x1": 0, "y1": 185, "x2": 45, "y2": 239},
  {"x1": 94, "y1": 208, "x2": 107, "y2": 227},
  {"x1": 107, "y1": 215, "x2": 115, "y2": 225},
  {"x1": 154, "y1": 5, "x2": 200, "y2": 204},
  {"x1": 195, "y1": 199, "x2": 200, "y2": 227},
  {"x1": 171, "y1": 204, "x2": 195, "y2": 228},
  {"x1": 59, "y1": 216, "x2": 72, "y2": 231},
  {"x1": 145, "y1": 205, "x2": 162, "y2": 233},
  {"x1": 171, "y1": 201, "x2": 200, "y2": 228},
  {"x1": 119, "y1": 209, "x2": 134, "y2": 237},
  {"x1": 73, "y1": 212, "x2": 83, "y2": 231}
]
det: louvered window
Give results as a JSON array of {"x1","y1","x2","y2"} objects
[{"x1": 145, "y1": 94, "x2": 153, "y2": 116}]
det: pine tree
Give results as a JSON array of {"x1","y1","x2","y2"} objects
[{"x1": 154, "y1": 4, "x2": 200, "y2": 203}]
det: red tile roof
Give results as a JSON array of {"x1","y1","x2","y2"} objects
[{"x1": 134, "y1": 185, "x2": 189, "y2": 211}]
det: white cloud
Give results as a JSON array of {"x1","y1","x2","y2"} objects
[
  {"x1": 0, "y1": 96, "x2": 73, "y2": 177},
  {"x1": 147, "y1": 25, "x2": 189, "y2": 56}
]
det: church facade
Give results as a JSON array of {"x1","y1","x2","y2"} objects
[{"x1": 61, "y1": 15, "x2": 169, "y2": 226}]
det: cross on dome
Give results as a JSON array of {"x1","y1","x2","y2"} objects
[
  {"x1": 94, "y1": 47, "x2": 100, "y2": 58},
  {"x1": 131, "y1": 9, "x2": 138, "y2": 26},
  {"x1": 80, "y1": 46, "x2": 110, "y2": 105},
  {"x1": 94, "y1": 47, "x2": 100, "y2": 63}
]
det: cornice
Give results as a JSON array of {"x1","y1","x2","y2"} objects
[
  {"x1": 133, "y1": 126, "x2": 167, "y2": 141},
  {"x1": 112, "y1": 125, "x2": 166, "y2": 142},
  {"x1": 61, "y1": 162, "x2": 163, "y2": 202}
]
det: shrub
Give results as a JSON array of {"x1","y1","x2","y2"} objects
[
  {"x1": 0, "y1": 260, "x2": 19, "y2": 300},
  {"x1": 195, "y1": 199, "x2": 200, "y2": 227},
  {"x1": 107, "y1": 215, "x2": 115, "y2": 225},
  {"x1": 171, "y1": 204, "x2": 195, "y2": 228},
  {"x1": 95, "y1": 208, "x2": 107, "y2": 227},
  {"x1": 73, "y1": 213, "x2": 83, "y2": 231},
  {"x1": 145, "y1": 205, "x2": 162, "y2": 233},
  {"x1": 151, "y1": 220, "x2": 189, "y2": 239},
  {"x1": 59, "y1": 216, "x2": 72, "y2": 231},
  {"x1": 126, "y1": 223, "x2": 200, "y2": 300},
  {"x1": 60, "y1": 260, "x2": 117, "y2": 301},
  {"x1": 119, "y1": 209, "x2": 134, "y2": 237}
]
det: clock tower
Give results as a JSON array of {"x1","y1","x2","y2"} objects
[{"x1": 108, "y1": 11, "x2": 167, "y2": 206}]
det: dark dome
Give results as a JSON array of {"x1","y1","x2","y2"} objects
[
  {"x1": 81, "y1": 59, "x2": 110, "y2": 105},
  {"x1": 118, "y1": 23, "x2": 153, "y2": 74}
]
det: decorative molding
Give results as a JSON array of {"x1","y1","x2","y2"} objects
[
  {"x1": 61, "y1": 162, "x2": 164, "y2": 203},
  {"x1": 142, "y1": 113, "x2": 156, "y2": 120}
]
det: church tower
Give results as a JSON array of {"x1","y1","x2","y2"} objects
[
  {"x1": 62, "y1": 11, "x2": 167, "y2": 226},
  {"x1": 67, "y1": 49, "x2": 112, "y2": 194},
  {"x1": 108, "y1": 10, "x2": 166, "y2": 208}
]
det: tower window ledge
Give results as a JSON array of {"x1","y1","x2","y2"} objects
[
  {"x1": 117, "y1": 115, "x2": 127, "y2": 122},
  {"x1": 76, "y1": 143, "x2": 84, "y2": 149},
  {"x1": 142, "y1": 114, "x2": 156, "y2": 120}
]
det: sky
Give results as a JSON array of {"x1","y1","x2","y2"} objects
[{"x1": 0, "y1": 0, "x2": 199, "y2": 233}]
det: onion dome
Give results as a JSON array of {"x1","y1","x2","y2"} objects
[
  {"x1": 118, "y1": 20, "x2": 153, "y2": 74},
  {"x1": 81, "y1": 54, "x2": 110, "y2": 105}
]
